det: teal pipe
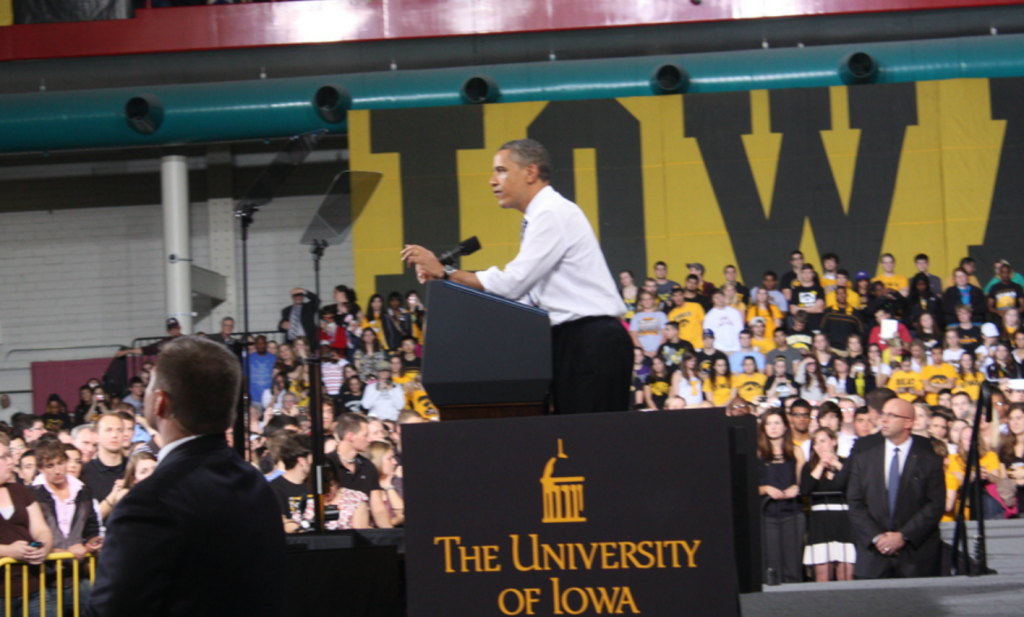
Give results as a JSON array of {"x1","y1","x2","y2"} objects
[{"x1": 1, "y1": 33, "x2": 1024, "y2": 153}]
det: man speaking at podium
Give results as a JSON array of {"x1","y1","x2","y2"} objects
[{"x1": 402, "y1": 139, "x2": 632, "y2": 414}]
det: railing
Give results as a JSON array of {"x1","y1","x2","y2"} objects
[{"x1": 0, "y1": 551, "x2": 96, "y2": 617}]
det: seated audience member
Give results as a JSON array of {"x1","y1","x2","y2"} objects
[
  {"x1": 367, "y1": 441, "x2": 405, "y2": 528},
  {"x1": 321, "y1": 466, "x2": 370, "y2": 531},
  {"x1": 103, "y1": 451, "x2": 157, "y2": 512},
  {"x1": 83, "y1": 413, "x2": 127, "y2": 520},
  {"x1": 667, "y1": 286, "x2": 706, "y2": 350},
  {"x1": 269, "y1": 433, "x2": 315, "y2": 534},
  {"x1": 704, "y1": 289, "x2": 744, "y2": 353},
  {"x1": 890, "y1": 355, "x2": 923, "y2": 403},
  {"x1": 765, "y1": 356, "x2": 798, "y2": 402},
  {"x1": 31, "y1": 440, "x2": 102, "y2": 608},
  {"x1": 954, "y1": 352, "x2": 985, "y2": 402},
  {"x1": 630, "y1": 290, "x2": 668, "y2": 358},
  {"x1": 16, "y1": 447, "x2": 39, "y2": 486},
  {"x1": 643, "y1": 356, "x2": 674, "y2": 411},
  {"x1": 800, "y1": 427, "x2": 855, "y2": 582},
  {"x1": 122, "y1": 377, "x2": 146, "y2": 415},
  {"x1": 947, "y1": 426, "x2": 1004, "y2": 520},
  {"x1": 795, "y1": 356, "x2": 828, "y2": 405},
  {"x1": 928, "y1": 407, "x2": 954, "y2": 446},
  {"x1": 729, "y1": 330, "x2": 766, "y2": 374},
  {"x1": 703, "y1": 357, "x2": 736, "y2": 407},
  {"x1": 361, "y1": 368, "x2": 406, "y2": 422},
  {"x1": 71, "y1": 386, "x2": 93, "y2": 428},
  {"x1": 921, "y1": 345, "x2": 957, "y2": 405},
  {"x1": 671, "y1": 352, "x2": 705, "y2": 408},
  {"x1": 733, "y1": 356, "x2": 767, "y2": 404},
  {"x1": 328, "y1": 414, "x2": 391, "y2": 528},
  {"x1": 0, "y1": 439, "x2": 53, "y2": 615},
  {"x1": 354, "y1": 328, "x2": 389, "y2": 381},
  {"x1": 398, "y1": 336, "x2": 422, "y2": 377},
  {"x1": 658, "y1": 321, "x2": 693, "y2": 369}
]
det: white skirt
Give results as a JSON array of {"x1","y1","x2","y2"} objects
[{"x1": 803, "y1": 541, "x2": 857, "y2": 565}]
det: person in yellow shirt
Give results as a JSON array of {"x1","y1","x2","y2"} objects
[
  {"x1": 732, "y1": 356, "x2": 767, "y2": 403},
  {"x1": 872, "y1": 253, "x2": 910, "y2": 297},
  {"x1": 747, "y1": 288, "x2": 783, "y2": 341},
  {"x1": 953, "y1": 352, "x2": 985, "y2": 401},
  {"x1": 703, "y1": 357, "x2": 736, "y2": 407},
  {"x1": 946, "y1": 426, "x2": 1003, "y2": 520},
  {"x1": 667, "y1": 287, "x2": 706, "y2": 350},
  {"x1": 825, "y1": 270, "x2": 862, "y2": 310},
  {"x1": 920, "y1": 345, "x2": 957, "y2": 406},
  {"x1": 749, "y1": 317, "x2": 776, "y2": 355},
  {"x1": 889, "y1": 355, "x2": 923, "y2": 403}
]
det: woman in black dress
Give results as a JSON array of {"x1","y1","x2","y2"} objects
[
  {"x1": 800, "y1": 427, "x2": 855, "y2": 581},
  {"x1": 758, "y1": 409, "x2": 805, "y2": 583}
]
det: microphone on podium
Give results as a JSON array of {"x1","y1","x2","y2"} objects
[{"x1": 438, "y1": 236, "x2": 481, "y2": 266}]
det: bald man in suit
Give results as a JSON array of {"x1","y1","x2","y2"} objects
[{"x1": 846, "y1": 397, "x2": 945, "y2": 578}]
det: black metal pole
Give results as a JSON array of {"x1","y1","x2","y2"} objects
[
  {"x1": 233, "y1": 212, "x2": 252, "y2": 461},
  {"x1": 951, "y1": 388, "x2": 990, "y2": 575},
  {"x1": 307, "y1": 239, "x2": 327, "y2": 533}
]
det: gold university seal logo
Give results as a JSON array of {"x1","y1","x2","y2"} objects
[{"x1": 541, "y1": 439, "x2": 586, "y2": 523}]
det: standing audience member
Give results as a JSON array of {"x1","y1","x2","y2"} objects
[
  {"x1": 101, "y1": 452, "x2": 157, "y2": 512},
  {"x1": 269, "y1": 433, "x2": 315, "y2": 534},
  {"x1": 31, "y1": 440, "x2": 102, "y2": 610},
  {"x1": 83, "y1": 413, "x2": 126, "y2": 519},
  {"x1": 846, "y1": 397, "x2": 945, "y2": 578},
  {"x1": 703, "y1": 289, "x2": 744, "y2": 354},
  {"x1": 800, "y1": 427, "x2": 855, "y2": 581},
  {"x1": 0, "y1": 439, "x2": 53, "y2": 615},
  {"x1": 630, "y1": 291, "x2": 668, "y2": 358},
  {"x1": 72, "y1": 425, "x2": 98, "y2": 464},
  {"x1": 246, "y1": 336, "x2": 277, "y2": 409},
  {"x1": 279, "y1": 288, "x2": 319, "y2": 343},
  {"x1": 758, "y1": 409, "x2": 806, "y2": 583}
]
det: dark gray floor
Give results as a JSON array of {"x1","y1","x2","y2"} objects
[{"x1": 740, "y1": 520, "x2": 1024, "y2": 617}]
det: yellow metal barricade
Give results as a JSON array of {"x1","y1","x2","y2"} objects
[{"x1": 0, "y1": 552, "x2": 96, "y2": 617}]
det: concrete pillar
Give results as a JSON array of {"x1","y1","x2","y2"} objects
[{"x1": 161, "y1": 155, "x2": 192, "y2": 334}]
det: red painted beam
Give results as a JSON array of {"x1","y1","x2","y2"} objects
[{"x1": 0, "y1": 0, "x2": 1018, "y2": 62}]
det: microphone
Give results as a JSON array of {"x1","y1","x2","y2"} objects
[{"x1": 437, "y1": 236, "x2": 481, "y2": 266}]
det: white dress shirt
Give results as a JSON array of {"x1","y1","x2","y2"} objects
[
  {"x1": 884, "y1": 436, "x2": 912, "y2": 489},
  {"x1": 475, "y1": 185, "x2": 626, "y2": 326},
  {"x1": 157, "y1": 434, "x2": 201, "y2": 467}
]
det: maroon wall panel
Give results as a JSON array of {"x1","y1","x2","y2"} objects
[
  {"x1": 0, "y1": 0, "x2": 1017, "y2": 62},
  {"x1": 31, "y1": 357, "x2": 113, "y2": 416}
]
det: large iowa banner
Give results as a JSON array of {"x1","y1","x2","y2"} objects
[
  {"x1": 402, "y1": 411, "x2": 739, "y2": 616},
  {"x1": 349, "y1": 77, "x2": 1016, "y2": 300}
]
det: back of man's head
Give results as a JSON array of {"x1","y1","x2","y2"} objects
[
  {"x1": 335, "y1": 412, "x2": 368, "y2": 440},
  {"x1": 263, "y1": 415, "x2": 300, "y2": 438},
  {"x1": 153, "y1": 336, "x2": 242, "y2": 435},
  {"x1": 11, "y1": 414, "x2": 36, "y2": 440},
  {"x1": 269, "y1": 432, "x2": 310, "y2": 471},
  {"x1": 866, "y1": 387, "x2": 897, "y2": 413}
]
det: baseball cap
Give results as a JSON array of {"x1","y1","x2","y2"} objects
[
  {"x1": 981, "y1": 322, "x2": 1000, "y2": 338},
  {"x1": 166, "y1": 317, "x2": 181, "y2": 331},
  {"x1": 855, "y1": 270, "x2": 870, "y2": 281},
  {"x1": 703, "y1": 329, "x2": 715, "y2": 338},
  {"x1": 749, "y1": 316, "x2": 767, "y2": 326}
]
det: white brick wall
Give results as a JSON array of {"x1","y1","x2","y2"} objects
[{"x1": 0, "y1": 195, "x2": 353, "y2": 409}]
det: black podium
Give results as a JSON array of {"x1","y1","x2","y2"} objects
[{"x1": 422, "y1": 280, "x2": 552, "y2": 420}]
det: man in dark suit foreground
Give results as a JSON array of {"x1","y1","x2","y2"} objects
[
  {"x1": 847, "y1": 397, "x2": 945, "y2": 579},
  {"x1": 87, "y1": 336, "x2": 285, "y2": 616}
]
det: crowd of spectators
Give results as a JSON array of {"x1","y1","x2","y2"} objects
[{"x1": 624, "y1": 253, "x2": 1024, "y2": 581}]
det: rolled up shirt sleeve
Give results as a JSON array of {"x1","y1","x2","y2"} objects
[{"x1": 475, "y1": 210, "x2": 567, "y2": 301}]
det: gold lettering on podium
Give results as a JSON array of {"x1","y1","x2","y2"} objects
[{"x1": 541, "y1": 439, "x2": 586, "y2": 523}]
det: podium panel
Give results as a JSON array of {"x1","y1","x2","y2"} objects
[
  {"x1": 422, "y1": 280, "x2": 552, "y2": 411},
  {"x1": 403, "y1": 411, "x2": 741, "y2": 617}
]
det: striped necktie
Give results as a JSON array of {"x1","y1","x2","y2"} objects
[{"x1": 521, "y1": 217, "x2": 528, "y2": 243}]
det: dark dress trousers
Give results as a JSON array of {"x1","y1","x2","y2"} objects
[
  {"x1": 86, "y1": 434, "x2": 285, "y2": 616},
  {"x1": 846, "y1": 435, "x2": 945, "y2": 579}
]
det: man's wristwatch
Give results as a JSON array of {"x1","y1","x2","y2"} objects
[{"x1": 442, "y1": 265, "x2": 457, "y2": 280}]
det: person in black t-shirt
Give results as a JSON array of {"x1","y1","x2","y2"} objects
[
  {"x1": 988, "y1": 262, "x2": 1024, "y2": 323},
  {"x1": 268, "y1": 433, "x2": 314, "y2": 534},
  {"x1": 953, "y1": 304, "x2": 983, "y2": 356},
  {"x1": 780, "y1": 250, "x2": 819, "y2": 302},
  {"x1": 658, "y1": 322, "x2": 694, "y2": 369},
  {"x1": 398, "y1": 337, "x2": 422, "y2": 377},
  {"x1": 643, "y1": 356, "x2": 674, "y2": 410},
  {"x1": 327, "y1": 413, "x2": 390, "y2": 528},
  {"x1": 338, "y1": 376, "x2": 367, "y2": 414},
  {"x1": 696, "y1": 329, "x2": 728, "y2": 377},
  {"x1": 789, "y1": 264, "x2": 826, "y2": 330},
  {"x1": 39, "y1": 396, "x2": 73, "y2": 433}
]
